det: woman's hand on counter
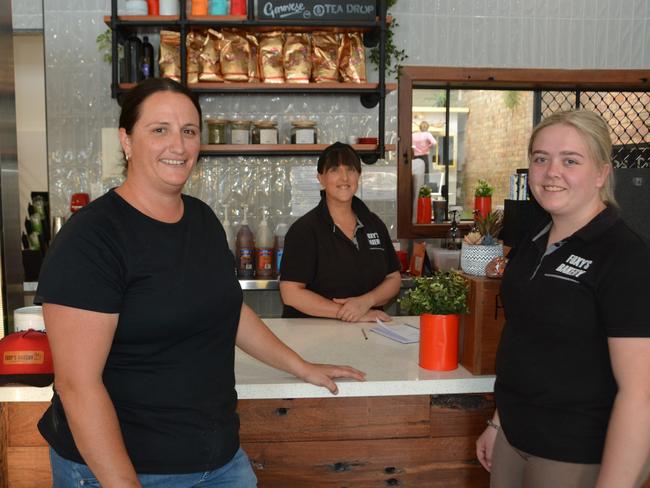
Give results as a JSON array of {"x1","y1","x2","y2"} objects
[
  {"x1": 333, "y1": 296, "x2": 374, "y2": 322},
  {"x1": 296, "y1": 362, "x2": 366, "y2": 395}
]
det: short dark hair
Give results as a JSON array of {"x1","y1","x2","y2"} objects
[
  {"x1": 118, "y1": 78, "x2": 202, "y2": 135},
  {"x1": 317, "y1": 142, "x2": 362, "y2": 174}
]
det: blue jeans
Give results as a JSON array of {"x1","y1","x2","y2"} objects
[{"x1": 50, "y1": 447, "x2": 257, "y2": 487}]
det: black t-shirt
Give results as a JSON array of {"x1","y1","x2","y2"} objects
[
  {"x1": 279, "y1": 193, "x2": 400, "y2": 318},
  {"x1": 35, "y1": 189, "x2": 243, "y2": 474},
  {"x1": 495, "y1": 206, "x2": 650, "y2": 463}
]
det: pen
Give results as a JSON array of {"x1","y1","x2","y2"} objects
[{"x1": 361, "y1": 328, "x2": 368, "y2": 340}]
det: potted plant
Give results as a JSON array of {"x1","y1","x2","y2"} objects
[
  {"x1": 474, "y1": 179, "x2": 494, "y2": 219},
  {"x1": 461, "y1": 211, "x2": 504, "y2": 276},
  {"x1": 400, "y1": 270, "x2": 469, "y2": 371},
  {"x1": 416, "y1": 186, "x2": 432, "y2": 224}
]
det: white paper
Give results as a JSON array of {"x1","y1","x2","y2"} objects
[{"x1": 370, "y1": 319, "x2": 420, "y2": 344}]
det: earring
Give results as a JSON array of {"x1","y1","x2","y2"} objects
[{"x1": 125, "y1": 154, "x2": 131, "y2": 161}]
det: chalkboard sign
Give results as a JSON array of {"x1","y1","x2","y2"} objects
[{"x1": 257, "y1": 0, "x2": 376, "y2": 21}]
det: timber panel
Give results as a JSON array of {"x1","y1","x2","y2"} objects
[
  {"x1": 239, "y1": 395, "x2": 430, "y2": 442},
  {"x1": 6, "y1": 446, "x2": 51, "y2": 488},
  {"x1": 7, "y1": 402, "x2": 49, "y2": 447},
  {"x1": 243, "y1": 436, "x2": 489, "y2": 487}
]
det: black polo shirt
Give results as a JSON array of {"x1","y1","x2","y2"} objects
[
  {"x1": 280, "y1": 193, "x2": 400, "y2": 318},
  {"x1": 495, "y1": 205, "x2": 650, "y2": 463}
]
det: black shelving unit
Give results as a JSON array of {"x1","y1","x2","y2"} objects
[{"x1": 108, "y1": 0, "x2": 390, "y2": 163}]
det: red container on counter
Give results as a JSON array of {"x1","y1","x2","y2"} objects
[
  {"x1": 70, "y1": 193, "x2": 90, "y2": 213},
  {"x1": 396, "y1": 250, "x2": 409, "y2": 274}
]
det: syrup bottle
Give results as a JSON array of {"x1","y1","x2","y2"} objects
[
  {"x1": 236, "y1": 205, "x2": 255, "y2": 279},
  {"x1": 255, "y1": 206, "x2": 274, "y2": 279}
]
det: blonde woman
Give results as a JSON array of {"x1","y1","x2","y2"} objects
[{"x1": 476, "y1": 110, "x2": 650, "y2": 487}]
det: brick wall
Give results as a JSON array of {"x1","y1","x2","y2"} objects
[{"x1": 460, "y1": 91, "x2": 534, "y2": 213}]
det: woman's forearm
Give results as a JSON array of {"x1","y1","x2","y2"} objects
[
  {"x1": 280, "y1": 283, "x2": 341, "y2": 319},
  {"x1": 597, "y1": 391, "x2": 650, "y2": 487},
  {"x1": 57, "y1": 380, "x2": 141, "y2": 488},
  {"x1": 235, "y1": 304, "x2": 308, "y2": 377}
]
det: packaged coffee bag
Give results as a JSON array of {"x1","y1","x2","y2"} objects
[
  {"x1": 340, "y1": 32, "x2": 366, "y2": 83},
  {"x1": 283, "y1": 33, "x2": 311, "y2": 83},
  {"x1": 246, "y1": 32, "x2": 260, "y2": 83},
  {"x1": 259, "y1": 31, "x2": 284, "y2": 83},
  {"x1": 186, "y1": 29, "x2": 205, "y2": 84},
  {"x1": 200, "y1": 29, "x2": 224, "y2": 82},
  {"x1": 159, "y1": 30, "x2": 181, "y2": 81},
  {"x1": 312, "y1": 31, "x2": 342, "y2": 83},
  {"x1": 221, "y1": 29, "x2": 250, "y2": 82}
]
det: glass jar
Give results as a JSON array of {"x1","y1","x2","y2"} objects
[
  {"x1": 251, "y1": 121, "x2": 278, "y2": 144},
  {"x1": 206, "y1": 118, "x2": 228, "y2": 144},
  {"x1": 290, "y1": 120, "x2": 318, "y2": 144},
  {"x1": 229, "y1": 120, "x2": 251, "y2": 144}
]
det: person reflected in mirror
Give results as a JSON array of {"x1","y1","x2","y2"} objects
[
  {"x1": 279, "y1": 142, "x2": 401, "y2": 322},
  {"x1": 411, "y1": 120, "x2": 437, "y2": 171},
  {"x1": 476, "y1": 110, "x2": 650, "y2": 487},
  {"x1": 35, "y1": 78, "x2": 365, "y2": 488}
]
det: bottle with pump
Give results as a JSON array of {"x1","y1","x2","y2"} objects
[
  {"x1": 236, "y1": 205, "x2": 255, "y2": 279},
  {"x1": 141, "y1": 36, "x2": 154, "y2": 79},
  {"x1": 255, "y1": 206, "x2": 274, "y2": 279},
  {"x1": 273, "y1": 221, "x2": 288, "y2": 277},
  {"x1": 221, "y1": 204, "x2": 235, "y2": 257}
]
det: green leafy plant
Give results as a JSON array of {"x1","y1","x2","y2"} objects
[
  {"x1": 399, "y1": 271, "x2": 470, "y2": 316},
  {"x1": 368, "y1": 0, "x2": 408, "y2": 78},
  {"x1": 474, "y1": 179, "x2": 494, "y2": 197},
  {"x1": 418, "y1": 185, "x2": 432, "y2": 198},
  {"x1": 96, "y1": 28, "x2": 112, "y2": 63}
]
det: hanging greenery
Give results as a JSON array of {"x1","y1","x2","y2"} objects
[
  {"x1": 96, "y1": 28, "x2": 112, "y2": 63},
  {"x1": 369, "y1": 0, "x2": 408, "y2": 78}
]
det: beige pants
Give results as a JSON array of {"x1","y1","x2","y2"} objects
[{"x1": 490, "y1": 428, "x2": 600, "y2": 488}]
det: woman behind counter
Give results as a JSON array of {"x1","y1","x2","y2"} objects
[
  {"x1": 279, "y1": 142, "x2": 401, "y2": 322},
  {"x1": 476, "y1": 110, "x2": 650, "y2": 487},
  {"x1": 35, "y1": 78, "x2": 365, "y2": 488}
]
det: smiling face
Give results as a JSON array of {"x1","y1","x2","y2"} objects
[
  {"x1": 317, "y1": 163, "x2": 360, "y2": 205},
  {"x1": 119, "y1": 91, "x2": 201, "y2": 194},
  {"x1": 528, "y1": 123, "x2": 609, "y2": 223}
]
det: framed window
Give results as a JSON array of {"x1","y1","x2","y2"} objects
[{"x1": 397, "y1": 67, "x2": 650, "y2": 238}]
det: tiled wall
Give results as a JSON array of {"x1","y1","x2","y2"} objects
[
  {"x1": 389, "y1": 0, "x2": 649, "y2": 70},
  {"x1": 11, "y1": 0, "x2": 42, "y2": 30}
]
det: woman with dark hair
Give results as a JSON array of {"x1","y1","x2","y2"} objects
[
  {"x1": 476, "y1": 110, "x2": 650, "y2": 487},
  {"x1": 279, "y1": 142, "x2": 401, "y2": 321},
  {"x1": 35, "y1": 79, "x2": 365, "y2": 487}
]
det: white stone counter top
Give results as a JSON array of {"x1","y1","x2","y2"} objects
[{"x1": 0, "y1": 317, "x2": 495, "y2": 402}]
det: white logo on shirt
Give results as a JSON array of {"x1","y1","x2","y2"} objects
[
  {"x1": 366, "y1": 232, "x2": 381, "y2": 246},
  {"x1": 554, "y1": 254, "x2": 593, "y2": 278}
]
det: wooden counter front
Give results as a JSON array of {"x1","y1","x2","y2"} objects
[{"x1": 2, "y1": 394, "x2": 494, "y2": 487}]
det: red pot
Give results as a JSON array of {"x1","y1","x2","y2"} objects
[
  {"x1": 474, "y1": 196, "x2": 492, "y2": 219},
  {"x1": 416, "y1": 197, "x2": 432, "y2": 224},
  {"x1": 419, "y1": 313, "x2": 459, "y2": 371}
]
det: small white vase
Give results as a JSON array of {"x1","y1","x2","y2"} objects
[{"x1": 460, "y1": 243, "x2": 503, "y2": 276}]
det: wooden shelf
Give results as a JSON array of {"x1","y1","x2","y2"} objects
[
  {"x1": 116, "y1": 82, "x2": 396, "y2": 94},
  {"x1": 199, "y1": 143, "x2": 396, "y2": 156},
  {"x1": 104, "y1": 15, "x2": 391, "y2": 29}
]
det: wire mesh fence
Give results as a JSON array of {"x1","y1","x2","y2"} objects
[{"x1": 541, "y1": 90, "x2": 649, "y2": 168}]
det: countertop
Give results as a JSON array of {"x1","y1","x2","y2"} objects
[{"x1": 0, "y1": 317, "x2": 495, "y2": 402}]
